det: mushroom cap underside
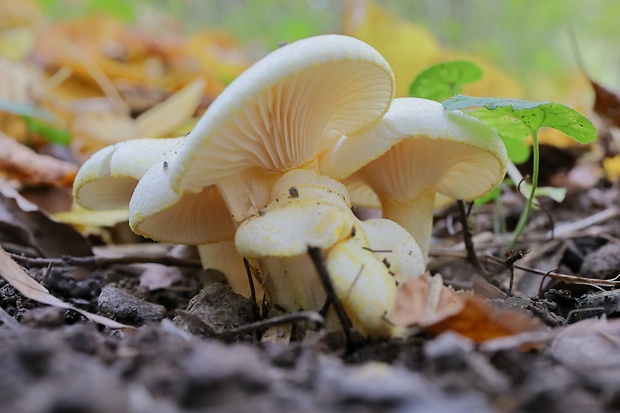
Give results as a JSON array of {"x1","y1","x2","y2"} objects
[
  {"x1": 170, "y1": 34, "x2": 396, "y2": 193},
  {"x1": 320, "y1": 97, "x2": 508, "y2": 201},
  {"x1": 73, "y1": 137, "x2": 184, "y2": 210}
]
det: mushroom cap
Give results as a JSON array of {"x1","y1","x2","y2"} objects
[
  {"x1": 73, "y1": 137, "x2": 184, "y2": 210},
  {"x1": 129, "y1": 145, "x2": 235, "y2": 244},
  {"x1": 356, "y1": 219, "x2": 425, "y2": 281},
  {"x1": 234, "y1": 169, "x2": 356, "y2": 258},
  {"x1": 326, "y1": 235, "x2": 399, "y2": 337},
  {"x1": 169, "y1": 34, "x2": 395, "y2": 193},
  {"x1": 320, "y1": 97, "x2": 507, "y2": 201}
]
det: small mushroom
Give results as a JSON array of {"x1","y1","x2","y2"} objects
[
  {"x1": 321, "y1": 98, "x2": 508, "y2": 261},
  {"x1": 73, "y1": 137, "x2": 184, "y2": 210},
  {"x1": 72, "y1": 137, "x2": 258, "y2": 299},
  {"x1": 128, "y1": 145, "x2": 259, "y2": 299},
  {"x1": 235, "y1": 169, "x2": 424, "y2": 336}
]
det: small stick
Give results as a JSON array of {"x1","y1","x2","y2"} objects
[
  {"x1": 8, "y1": 253, "x2": 202, "y2": 269},
  {"x1": 243, "y1": 258, "x2": 260, "y2": 323},
  {"x1": 307, "y1": 246, "x2": 354, "y2": 350},
  {"x1": 538, "y1": 267, "x2": 558, "y2": 297},
  {"x1": 504, "y1": 249, "x2": 530, "y2": 296},
  {"x1": 457, "y1": 200, "x2": 492, "y2": 281},
  {"x1": 485, "y1": 254, "x2": 620, "y2": 287},
  {"x1": 430, "y1": 250, "x2": 620, "y2": 288}
]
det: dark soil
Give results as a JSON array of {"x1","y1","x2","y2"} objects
[{"x1": 2, "y1": 181, "x2": 620, "y2": 413}]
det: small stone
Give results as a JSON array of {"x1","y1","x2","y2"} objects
[
  {"x1": 98, "y1": 286, "x2": 166, "y2": 325},
  {"x1": 173, "y1": 282, "x2": 256, "y2": 342}
]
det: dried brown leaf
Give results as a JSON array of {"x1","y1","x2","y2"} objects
[
  {"x1": 0, "y1": 181, "x2": 92, "y2": 257},
  {"x1": 0, "y1": 132, "x2": 77, "y2": 187},
  {"x1": 591, "y1": 79, "x2": 620, "y2": 129},
  {"x1": 393, "y1": 274, "x2": 541, "y2": 343},
  {"x1": 0, "y1": 245, "x2": 129, "y2": 329}
]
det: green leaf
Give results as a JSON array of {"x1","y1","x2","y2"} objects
[
  {"x1": 501, "y1": 136, "x2": 531, "y2": 165},
  {"x1": 469, "y1": 108, "x2": 531, "y2": 141},
  {"x1": 443, "y1": 95, "x2": 597, "y2": 144},
  {"x1": 23, "y1": 117, "x2": 71, "y2": 146},
  {"x1": 409, "y1": 60, "x2": 482, "y2": 101},
  {"x1": 519, "y1": 183, "x2": 567, "y2": 204},
  {"x1": 443, "y1": 95, "x2": 543, "y2": 111}
]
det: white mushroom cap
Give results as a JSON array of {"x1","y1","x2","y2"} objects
[
  {"x1": 326, "y1": 219, "x2": 424, "y2": 337},
  {"x1": 169, "y1": 34, "x2": 395, "y2": 194},
  {"x1": 320, "y1": 98, "x2": 507, "y2": 259},
  {"x1": 234, "y1": 169, "x2": 356, "y2": 258},
  {"x1": 73, "y1": 137, "x2": 184, "y2": 210},
  {"x1": 129, "y1": 144, "x2": 235, "y2": 245}
]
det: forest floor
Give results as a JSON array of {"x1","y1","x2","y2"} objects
[{"x1": 2, "y1": 161, "x2": 620, "y2": 413}]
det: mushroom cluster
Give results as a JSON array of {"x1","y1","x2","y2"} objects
[{"x1": 73, "y1": 35, "x2": 507, "y2": 337}]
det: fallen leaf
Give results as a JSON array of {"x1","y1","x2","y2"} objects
[
  {"x1": 71, "y1": 79, "x2": 204, "y2": 153},
  {"x1": 551, "y1": 318, "x2": 620, "y2": 388},
  {"x1": 135, "y1": 78, "x2": 205, "y2": 138},
  {"x1": 0, "y1": 132, "x2": 78, "y2": 187},
  {"x1": 343, "y1": 1, "x2": 524, "y2": 99},
  {"x1": 54, "y1": 204, "x2": 129, "y2": 227},
  {"x1": 590, "y1": 79, "x2": 620, "y2": 129},
  {"x1": 0, "y1": 245, "x2": 129, "y2": 329},
  {"x1": 393, "y1": 273, "x2": 541, "y2": 343},
  {"x1": 0, "y1": 180, "x2": 92, "y2": 257}
]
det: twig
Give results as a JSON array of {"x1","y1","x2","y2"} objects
[
  {"x1": 430, "y1": 250, "x2": 620, "y2": 288},
  {"x1": 538, "y1": 267, "x2": 558, "y2": 297},
  {"x1": 8, "y1": 253, "x2": 202, "y2": 269},
  {"x1": 552, "y1": 208, "x2": 619, "y2": 238},
  {"x1": 243, "y1": 258, "x2": 260, "y2": 323},
  {"x1": 457, "y1": 200, "x2": 492, "y2": 281},
  {"x1": 485, "y1": 255, "x2": 620, "y2": 287},
  {"x1": 307, "y1": 246, "x2": 354, "y2": 351},
  {"x1": 504, "y1": 249, "x2": 530, "y2": 296}
]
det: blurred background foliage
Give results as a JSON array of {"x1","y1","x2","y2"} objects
[
  {"x1": 1, "y1": 0, "x2": 618, "y2": 159},
  {"x1": 30, "y1": 0, "x2": 620, "y2": 103}
]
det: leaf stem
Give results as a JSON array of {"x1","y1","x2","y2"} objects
[{"x1": 509, "y1": 128, "x2": 540, "y2": 249}]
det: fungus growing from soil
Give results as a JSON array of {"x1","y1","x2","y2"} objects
[
  {"x1": 72, "y1": 137, "x2": 257, "y2": 299},
  {"x1": 320, "y1": 97, "x2": 508, "y2": 262},
  {"x1": 72, "y1": 36, "x2": 433, "y2": 337},
  {"x1": 73, "y1": 137, "x2": 184, "y2": 210},
  {"x1": 166, "y1": 35, "x2": 425, "y2": 335}
]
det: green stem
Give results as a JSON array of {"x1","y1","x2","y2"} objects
[{"x1": 509, "y1": 128, "x2": 540, "y2": 250}]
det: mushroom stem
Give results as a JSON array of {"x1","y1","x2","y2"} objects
[
  {"x1": 380, "y1": 188, "x2": 436, "y2": 263},
  {"x1": 197, "y1": 242, "x2": 263, "y2": 301},
  {"x1": 216, "y1": 168, "x2": 283, "y2": 224}
]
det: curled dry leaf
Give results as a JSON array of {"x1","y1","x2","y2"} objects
[
  {"x1": 71, "y1": 78, "x2": 204, "y2": 154},
  {"x1": 0, "y1": 181, "x2": 92, "y2": 257},
  {"x1": 0, "y1": 245, "x2": 129, "y2": 329},
  {"x1": 392, "y1": 273, "x2": 541, "y2": 343},
  {"x1": 0, "y1": 132, "x2": 78, "y2": 187}
]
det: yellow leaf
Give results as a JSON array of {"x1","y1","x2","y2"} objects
[{"x1": 344, "y1": 1, "x2": 524, "y2": 99}]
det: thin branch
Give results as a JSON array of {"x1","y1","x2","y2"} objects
[
  {"x1": 457, "y1": 200, "x2": 492, "y2": 281},
  {"x1": 307, "y1": 246, "x2": 354, "y2": 351},
  {"x1": 484, "y1": 254, "x2": 620, "y2": 287},
  {"x1": 8, "y1": 253, "x2": 202, "y2": 269}
]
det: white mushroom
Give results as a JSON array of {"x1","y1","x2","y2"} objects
[
  {"x1": 320, "y1": 97, "x2": 508, "y2": 261},
  {"x1": 72, "y1": 137, "x2": 259, "y2": 300}
]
